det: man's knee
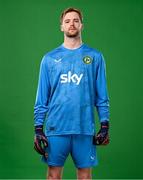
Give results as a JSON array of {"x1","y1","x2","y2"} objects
[
  {"x1": 47, "y1": 166, "x2": 63, "y2": 180},
  {"x1": 47, "y1": 174, "x2": 61, "y2": 180},
  {"x1": 77, "y1": 174, "x2": 91, "y2": 180},
  {"x1": 77, "y1": 168, "x2": 92, "y2": 180}
]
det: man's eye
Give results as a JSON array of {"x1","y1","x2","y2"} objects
[
  {"x1": 74, "y1": 20, "x2": 79, "y2": 22},
  {"x1": 65, "y1": 21, "x2": 69, "y2": 23}
]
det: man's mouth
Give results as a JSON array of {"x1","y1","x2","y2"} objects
[{"x1": 69, "y1": 28, "x2": 76, "y2": 30}]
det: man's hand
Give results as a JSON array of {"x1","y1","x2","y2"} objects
[
  {"x1": 34, "y1": 125, "x2": 48, "y2": 157},
  {"x1": 94, "y1": 121, "x2": 109, "y2": 145}
]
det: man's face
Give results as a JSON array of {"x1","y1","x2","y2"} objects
[{"x1": 61, "y1": 11, "x2": 83, "y2": 38}]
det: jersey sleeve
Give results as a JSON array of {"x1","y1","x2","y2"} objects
[
  {"x1": 95, "y1": 53, "x2": 110, "y2": 122},
  {"x1": 34, "y1": 55, "x2": 51, "y2": 126}
]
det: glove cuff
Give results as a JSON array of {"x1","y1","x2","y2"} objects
[
  {"x1": 35, "y1": 125, "x2": 43, "y2": 135},
  {"x1": 101, "y1": 121, "x2": 109, "y2": 129}
]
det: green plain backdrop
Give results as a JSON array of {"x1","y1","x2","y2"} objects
[{"x1": 0, "y1": 0, "x2": 143, "y2": 179}]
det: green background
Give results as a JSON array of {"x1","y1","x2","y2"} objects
[{"x1": 0, "y1": 0, "x2": 143, "y2": 179}]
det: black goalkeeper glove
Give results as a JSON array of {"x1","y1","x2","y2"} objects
[
  {"x1": 94, "y1": 121, "x2": 109, "y2": 145},
  {"x1": 34, "y1": 125, "x2": 48, "y2": 157}
]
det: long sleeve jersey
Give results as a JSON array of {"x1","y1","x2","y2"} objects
[{"x1": 34, "y1": 44, "x2": 109, "y2": 136}]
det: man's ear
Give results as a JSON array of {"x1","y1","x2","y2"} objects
[
  {"x1": 60, "y1": 24, "x2": 64, "y2": 32},
  {"x1": 81, "y1": 23, "x2": 84, "y2": 31}
]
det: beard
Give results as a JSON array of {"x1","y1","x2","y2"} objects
[{"x1": 65, "y1": 29, "x2": 79, "y2": 38}]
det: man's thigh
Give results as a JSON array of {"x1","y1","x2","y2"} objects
[
  {"x1": 43, "y1": 135, "x2": 71, "y2": 166},
  {"x1": 71, "y1": 135, "x2": 98, "y2": 168}
]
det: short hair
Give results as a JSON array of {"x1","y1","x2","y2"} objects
[{"x1": 60, "y1": 7, "x2": 83, "y2": 24}]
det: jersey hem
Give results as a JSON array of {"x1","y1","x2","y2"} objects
[
  {"x1": 75, "y1": 161, "x2": 98, "y2": 168},
  {"x1": 45, "y1": 131, "x2": 94, "y2": 136}
]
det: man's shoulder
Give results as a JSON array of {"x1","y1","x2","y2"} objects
[
  {"x1": 44, "y1": 45, "x2": 63, "y2": 58},
  {"x1": 41, "y1": 45, "x2": 64, "y2": 64},
  {"x1": 83, "y1": 44, "x2": 102, "y2": 56}
]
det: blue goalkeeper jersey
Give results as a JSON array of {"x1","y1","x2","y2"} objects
[{"x1": 34, "y1": 44, "x2": 109, "y2": 136}]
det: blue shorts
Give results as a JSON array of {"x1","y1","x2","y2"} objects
[{"x1": 42, "y1": 134, "x2": 98, "y2": 168}]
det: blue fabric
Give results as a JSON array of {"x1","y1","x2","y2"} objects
[
  {"x1": 34, "y1": 44, "x2": 110, "y2": 136},
  {"x1": 42, "y1": 135, "x2": 98, "y2": 168}
]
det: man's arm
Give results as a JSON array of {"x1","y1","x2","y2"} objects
[
  {"x1": 95, "y1": 53, "x2": 109, "y2": 122},
  {"x1": 34, "y1": 55, "x2": 51, "y2": 126},
  {"x1": 34, "y1": 55, "x2": 51, "y2": 155},
  {"x1": 94, "y1": 53, "x2": 110, "y2": 145}
]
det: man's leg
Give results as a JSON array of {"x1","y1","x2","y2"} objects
[
  {"x1": 47, "y1": 166, "x2": 63, "y2": 180},
  {"x1": 42, "y1": 135, "x2": 71, "y2": 179},
  {"x1": 77, "y1": 168, "x2": 92, "y2": 180},
  {"x1": 71, "y1": 135, "x2": 98, "y2": 180}
]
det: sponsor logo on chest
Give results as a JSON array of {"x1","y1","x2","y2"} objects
[{"x1": 60, "y1": 71, "x2": 83, "y2": 85}]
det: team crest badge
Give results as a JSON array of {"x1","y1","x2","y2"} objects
[{"x1": 83, "y1": 56, "x2": 92, "y2": 64}]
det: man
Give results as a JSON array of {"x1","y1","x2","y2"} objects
[{"x1": 34, "y1": 7, "x2": 110, "y2": 180}]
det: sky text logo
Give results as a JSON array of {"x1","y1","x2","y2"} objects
[{"x1": 60, "y1": 71, "x2": 83, "y2": 85}]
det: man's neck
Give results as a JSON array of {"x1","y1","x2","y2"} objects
[{"x1": 63, "y1": 35, "x2": 83, "y2": 49}]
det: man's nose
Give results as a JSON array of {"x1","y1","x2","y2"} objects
[{"x1": 70, "y1": 20, "x2": 74, "y2": 25}]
